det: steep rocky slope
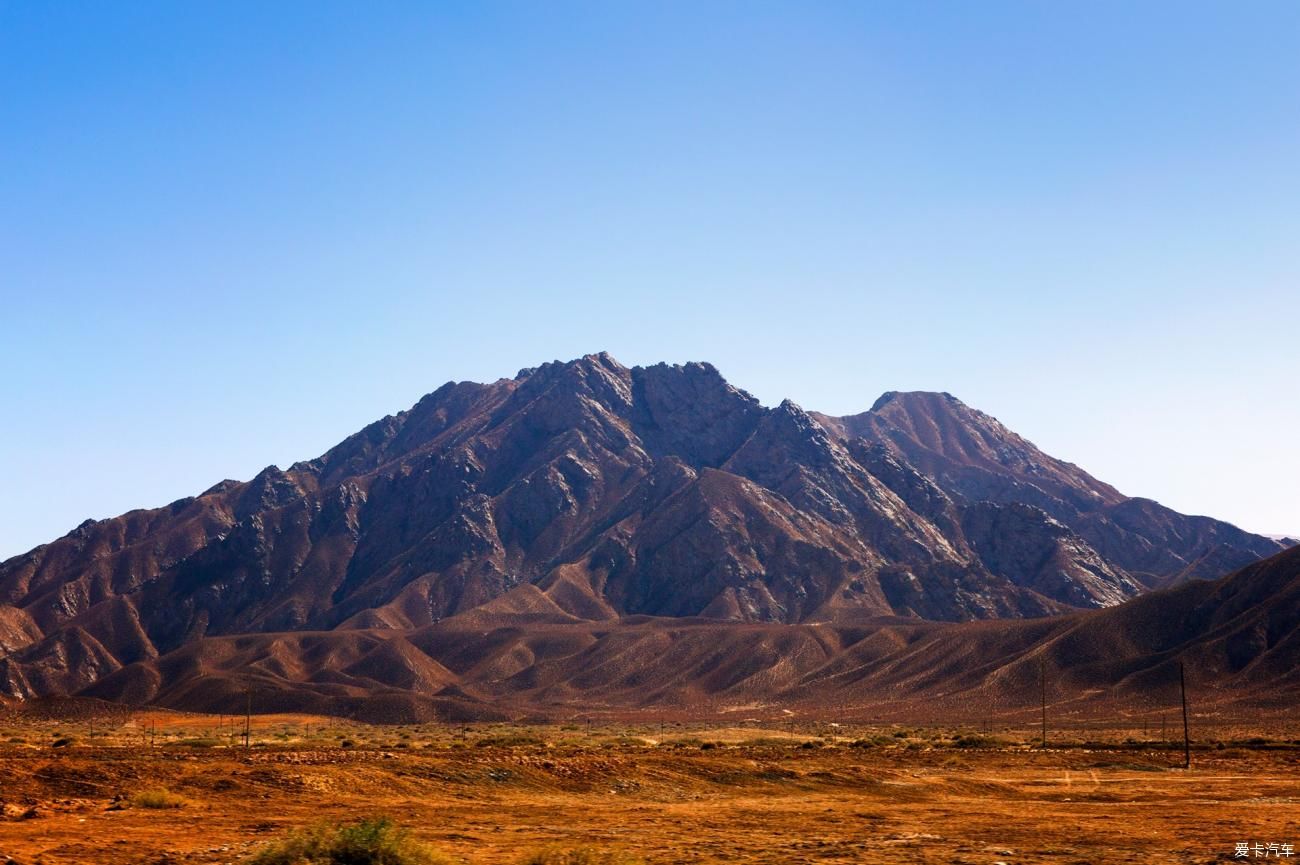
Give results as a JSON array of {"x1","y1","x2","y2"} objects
[
  {"x1": 0, "y1": 353, "x2": 1284, "y2": 702},
  {"x1": 819, "y1": 391, "x2": 1280, "y2": 586}
]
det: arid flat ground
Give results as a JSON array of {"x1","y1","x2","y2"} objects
[{"x1": 0, "y1": 712, "x2": 1296, "y2": 865}]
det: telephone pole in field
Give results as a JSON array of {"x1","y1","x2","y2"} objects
[
  {"x1": 244, "y1": 684, "x2": 253, "y2": 751},
  {"x1": 1179, "y1": 663, "x2": 1191, "y2": 769},
  {"x1": 1039, "y1": 658, "x2": 1047, "y2": 748}
]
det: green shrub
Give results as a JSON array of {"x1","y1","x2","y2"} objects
[
  {"x1": 248, "y1": 818, "x2": 452, "y2": 865},
  {"x1": 518, "y1": 846, "x2": 644, "y2": 865}
]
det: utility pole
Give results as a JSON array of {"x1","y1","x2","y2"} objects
[
  {"x1": 1180, "y1": 663, "x2": 1191, "y2": 770},
  {"x1": 244, "y1": 685, "x2": 252, "y2": 750},
  {"x1": 1039, "y1": 658, "x2": 1047, "y2": 748}
]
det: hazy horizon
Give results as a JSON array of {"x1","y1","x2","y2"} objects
[{"x1": 3, "y1": 3, "x2": 1297, "y2": 558}]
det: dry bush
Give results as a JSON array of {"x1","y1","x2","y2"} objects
[
  {"x1": 247, "y1": 817, "x2": 453, "y2": 865},
  {"x1": 132, "y1": 788, "x2": 187, "y2": 809},
  {"x1": 474, "y1": 733, "x2": 545, "y2": 748},
  {"x1": 953, "y1": 734, "x2": 1008, "y2": 749},
  {"x1": 519, "y1": 846, "x2": 644, "y2": 865}
]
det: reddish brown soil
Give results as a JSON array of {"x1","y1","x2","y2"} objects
[{"x1": 0, "y1": 716, "x2": 1295, "y2": 864}]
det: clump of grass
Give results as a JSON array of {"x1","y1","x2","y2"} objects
[
  {"x1": 51, "y1": 736, "x2": 76, "y2": 748},
  {"x1": 519, "y1": 846, "x2": 644, "y2": 865},
  {"x1": 132, "y1": 788, "x2": 187, "y2": 809},
  {"x1": 248, "y1": 818, "x2": 452, "y2": 865}
]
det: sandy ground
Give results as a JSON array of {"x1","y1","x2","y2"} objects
[{"x1": 0, "y1": 714, "x2": 1296, "y2": 864}]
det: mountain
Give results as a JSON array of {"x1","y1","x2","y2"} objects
[
  {"x1": 0, "y1": 353, "x2": 1284, "y2": 704},
  {"x1": 19, "y1": 541, "x2": 1300, "y2": 724}
]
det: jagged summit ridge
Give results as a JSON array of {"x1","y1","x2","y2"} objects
[{"x1": 0, "y1": 353, "x2": 1284, "y2": 701}]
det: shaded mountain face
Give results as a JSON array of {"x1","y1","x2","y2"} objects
[
  {"x1": 15, "y1": 539, "x2": 1299, "y2": 723},
  {"x1": 0, "y1": 353, "x2": 1284, "y2": 701}
]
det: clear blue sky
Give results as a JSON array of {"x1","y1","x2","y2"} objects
[{"x1": 2, "y1": 1, "x2": 1298, "y2": 559}]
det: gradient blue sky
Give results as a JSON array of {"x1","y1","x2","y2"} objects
[{"x1": 2, "y1": 1, "x2": 1298, "y2": 559}]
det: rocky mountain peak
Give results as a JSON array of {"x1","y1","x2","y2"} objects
[{"x1": 0, "y1": 355, "x2": 1285, "y2": 705}]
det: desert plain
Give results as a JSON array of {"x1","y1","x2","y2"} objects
[{"x1": 0, "y1": 708, "x2": 1296, "y2": 865}]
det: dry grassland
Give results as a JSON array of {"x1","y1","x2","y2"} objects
[{"x1": 0, "y1": 711, "x2": 1296, "y2": 865}]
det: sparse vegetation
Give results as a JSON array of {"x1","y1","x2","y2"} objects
[
  {"x1": 247, "y1": 817, "x2": 453, "y2": 865},
  {"x1": 3, "y1": 712, "x2": 1299, "y2": 864}
]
